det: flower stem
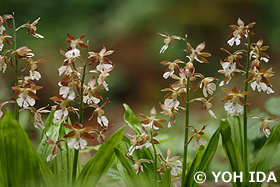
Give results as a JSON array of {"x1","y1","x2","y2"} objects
[
  {"x1": 12, "y1": 13, "x2": 19, "y2": 121},
  {"x1": 72, "y1": 45, "x2": 90, "y2": 185},
  {"x1": 181, "y1": 76, "x2": 190, "y2": 186},
  {"x1": 150, "y1": 130, "x2": 158, "y2": 186},
  {"x1": 243, "y1": 32, "x2": 251, "y2": 177}
]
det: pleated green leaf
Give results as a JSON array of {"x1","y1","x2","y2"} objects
[
  {"x1": 37, "y1": 110, "x2": 79, "y2": 186},
  {"x1": 123, "y1": 103, "x2": 141, "y2": 134},
  {"x1": 220, "y1": 119, "x2": 244, "y2": 187},
  {"x1": 0, "y1": 110, "x2": 54, "y2": 187},
  {"x1": 265, "y1": 97, "x2": 280, "y2": 117},
  {"x1": 197, "y1": 127, "x2": 220, "y2": 173},
  {"x1": 76, "y1": 126, "x2": 125, "y2": 187},
  {"x1": 119, "y1": 104, "x2": 163, "y2": 186},
  {"x1": 114, "y1": 148, "x2": 142, "y2": 187},
  {"x1": 249, "y1": 124, "x2": 280, "y2": 187},
  {"x1": 184, "y1": 146, "x2": 204, "y2": 187},
  {"x1": 162, "y1": 167, "x2": 171, "y2": 187},
  {"x1": 182, "y1": 128, "x2": 220, "y2": 187}
]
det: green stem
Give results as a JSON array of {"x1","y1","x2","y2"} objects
[
  {"x1": 12, "y1": 13, "x2": 19, "y2": 121},
  {"x1": 181, "y1": 76, "x2": 190, "y2": 186},
  {"x1": 243, "y1": 32, "x2": 251, "y2": 177},
  {"x1": 150, "y1": 130, "x2": 158, "y2": 186},
  {"x1": 72, "y1": 45, "x2": 90, "y2": 185}
]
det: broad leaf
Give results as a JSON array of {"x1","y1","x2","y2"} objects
[
  {"x1": 123, "y1": 103, "x2": 141, "y2": 134},
  {"x1": 220, "y1": 119, "x2": 244, "y2": 187},
  {"x1": 162, "y1": 167, "x2": 171, "y2": 187},
  {"x1": 265, "y1": 97, "x2": 280, "y2": 117},
  {"x1": 37, "y1": 110, "x2": 79, "y2": 186},
  {"x1": 114, "y1": 148, "x2": 141, "y2": 187},
  {"x1": 249, "y1": 124, "x2": 280, "y2": 187},
  {"x1": 183, "y1": 128, "x2": 220, "y2": 187},
  {"x1": 76, "y1": 126, "x2": 125, "y2": 187},
  {"x1": 0, "y1": 110, "x2": 54, "y2": 187},
  {"x1": 119, "y1": 104, "x2": 163, "y2": 186},
  {"x1": 184, "y1": 146, "x2": 204, "y2": 187},
  {"x1": 197, "y1": 127, "x2": 220, "y2": 172}
]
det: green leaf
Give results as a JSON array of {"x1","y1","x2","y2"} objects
[
  {"x1": 265, "y1": 97, "x2": 280, "y2": 117},
  {"x1": 220, "y1": 119, "x2": 244, "y2": 186},
  {"x1": 119, "y1": 104, "x2": 163, "y2": 186},
  {"x1": 0, "y1": 110, "x2": 54, "y2": 187},
  {"x1": 162, "y1": 167, "x2": 171, "y2": 187},
  {"x1": 249, "y1": 124, "x2": 280, "y2": 187},
  {"x1": 76, "y1": 126, "x2": 125, "y2": 187},
  {"x1": 184, "y1": 146, "x2": 204, "y2": 187},
  {"x1": 37, "y1": 110, "x2": 64, "y2": 164},
  {"x1": 198, "y1": 127, "x2": 220, "y2": 172},
  {"x1": 182, "y1": 128, "x2": 220, "y2": 187},
  {"x1": 37, "y1": 110, "x2": 79, "y2": 186},
  {"x1": 123, "y1": 103, "x2": 141, "y2": 134},
  {"x1": 114, "y1": 148, "x2": 141, "y2": 187}
]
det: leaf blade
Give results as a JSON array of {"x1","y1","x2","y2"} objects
[
  {"x1": 0, "y1": 110, "x2": 54, "y2": 187},
  {"x1": 76, "y1": 126, "x2": 125, "y2": 187}
]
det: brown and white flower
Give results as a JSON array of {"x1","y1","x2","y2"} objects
[
  {"x1": 250, "y1": 37, "x2": 269, "y2": 63},
  {"x1": 0, "y1": 30, "x2": 12, "y2": 51},
  {"x1": 227, "y1": 18, "x2": 255, "y2": 46},
  {"x1": 195, "y1": 74, "x2": 217, "y2": 97},
  {"x1": 160, "y1": 59, "x2": 184, "y2": 79},
  {"x1": 0, "y1": 14, "x2": 13, "y2": 34},
  {"x1": 21, "y1": 57, "x2": 46, "y2": 81},
  {"x1": 185, "y1": 41, "x2": 211, "y2": 64},
  {"x1": 218, "y1": 61, "x2": 245, "y2": 86},
  {"x1": 139, "y1": 107, "x2": 167, "y2": 131},
  {"x1": 88, "y1": 98, "x2": 110, "y2": 127},
  {"x1": 221, "y1": 48, "x2": 244, "y2": 70},
  {"x1": 246, "y1": 67, "x2": 274, "y2": 94},
  {"x1": 221, "y1": 87, "x2": 249, "y2": 116},
  {"x1": 90, "y1": 65, "x2": 114, "y2": 91},
  {"x1": 45, "y1": 134, "x2": 66, "y2": 161},
  {"x1": 186, "y1": 124, "x2": 209, "y2": 150},
  {"x1": 160, "y1": 99, "x2": 184, "y2": 128},
  {"x1": 158, "y1": 32, "x2": 185, "y2": 53},
  {"x1": 14, "y1": 44, "x2": 34, "y2": 58},
  {"x1": 0, "y1": 55, "x2": 7, "y2": 73},
  {"x1": 50, "y1": 95, "x2": 71, "y2": 123},
  {"x1": 83, "y1": 76, "x2": 103, "y2": 105},
  {"x1": 88, "y1": 46, "x2": 114, "y2": 66},
  {"x1": 126, "y1": 155, "x2": 153, "y2": 174},
  {"x1": 65, "y1": 33, "x2": 88, "y2": 58},
  {"x1": 16, "y1": 17, "x2": 43, "y2": 38},
  {"x1": 63, "y1": 122, "x2": 94, "y2": 150},
  {"x1": 89, "y1": 125, "x2": 113, "y2": 144},
  {"x1": 11, "y1": 82, "x2": 42, "y2": 108},
  {"x1": 190, "y1": 94, "x2": 218, "y2": 119},
  {"x1": 249, "y1": 115, "x2": 279, "y2": 138},
  {"x1": 23, "y1": 105, "x2": 50, "y2": 129},
  {"x1": 126, "y1": 127, "x2": 155, "y2": 156},
  {"x1": 158, "y1": 149, "x2": 182, "y2": 176}
]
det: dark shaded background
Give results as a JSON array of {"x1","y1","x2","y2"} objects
[{"x1": 1, "y1": 0, "x2": 280, "y2": 184}]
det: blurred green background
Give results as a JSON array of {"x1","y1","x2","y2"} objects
[{"x1": 1, "y1": 0, "x2": 280, "y2": 185}]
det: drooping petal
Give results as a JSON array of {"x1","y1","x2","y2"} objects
[{"x1": 79, "y1": 138, "x2": 87, "y2": 149}]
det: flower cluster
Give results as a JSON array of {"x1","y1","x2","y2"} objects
[
  {"x1": 0, "y1": 14, "x2": 48, "y2": 129},
  {"x1": 160, "y1": 36, "x2": 218, "y2": 123},
  {"x1": 50, "y1": 33, "x2": 115, "y2": 153},
  {"x1": 220, "y1": 18, "x2": 274, "y2": 116}
]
